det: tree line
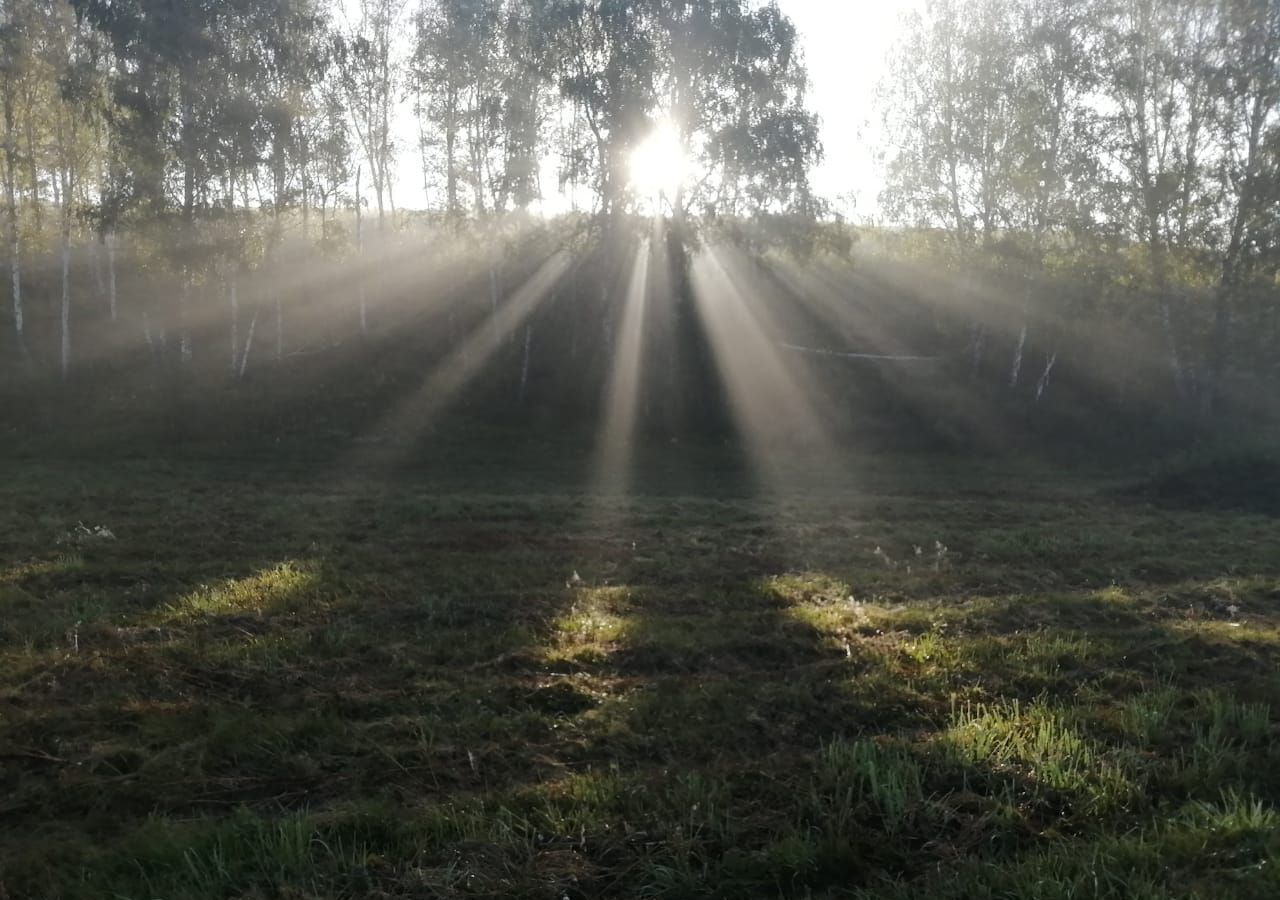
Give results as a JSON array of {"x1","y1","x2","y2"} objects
[
  {"x1": 1, "y1": 0, "x2": 819, "y2": 378},
  {"x1": 882, "y1": 0, "x2": 1280, "y2": 419},
  {"x1": 2, "y1": 0, "x2": 1277, "y2": 444}
]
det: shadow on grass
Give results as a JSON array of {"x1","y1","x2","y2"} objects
[{"x1": 2, "y1": 461, "x2": 1279, "y2": 898}]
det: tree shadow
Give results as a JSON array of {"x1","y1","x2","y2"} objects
[{"x1": 3, "y1": 455, "x2": 1279, "y2": 898}]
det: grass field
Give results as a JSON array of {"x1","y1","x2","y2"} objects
[{"x1": 2, "y1": 446, "x2": 1278, "y2": 898}]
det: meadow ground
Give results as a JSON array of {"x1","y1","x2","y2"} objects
[{"x1": 2, "y1": 442, "x2": 1278, "y2": 898}]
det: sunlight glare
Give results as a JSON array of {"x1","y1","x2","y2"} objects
[
  {"x1": 629, "y1": 121, "x2": 692, "y2": 200},
  {"x1": 591, "y1": 237, "x2": 651, "y2": 497}
]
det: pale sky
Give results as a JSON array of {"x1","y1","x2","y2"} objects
[
  {"x1": 786, "y1": 0, "x2": 919, "y2": 219},
  {"x1": 383, "y1": 0, "x2": 918, "y2": 219}
]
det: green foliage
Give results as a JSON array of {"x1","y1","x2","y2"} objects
[{"x1": 881, "y1": 0, "x2": 1280, "y2": 415}]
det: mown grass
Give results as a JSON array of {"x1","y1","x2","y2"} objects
[{"x1": 1, "y1": 451, "x2": 1278, "y2": 898}]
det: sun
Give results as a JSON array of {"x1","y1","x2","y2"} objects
[{"x1": 629, "y1": 120, "x2": 693, "y2": 201}]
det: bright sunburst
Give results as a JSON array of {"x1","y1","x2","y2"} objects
[{"x1": 629, "y1": 121, "x2": 692, "y2": 201}]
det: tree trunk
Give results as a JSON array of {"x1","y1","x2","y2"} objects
[
  {"x1": 106, "y1": 230, "x2": 117, "y2": 321},
  {"x1": 356, "y1": 165, "x2": 367, "y2": 336},
  {"x1": 4, "y1": 92, "x2": 23, "y2": 354},
  {"x1": 373, "y1": 156, "x2": 385, "y2": 230},
  {"x1": 1148, "y1": 200, "x2": 1184, "y2": 399},
  {"x1": 1157, "y1": 289, "x2": 1185, "y2": 400},
  {"x1": 445, "y1": 101, "x2": 458, "y2": 217},
  {"x1": 387, "y1": 164, "x2": 396, "y2": 220},
  {"x1": 239, "y1": 306, "x2": 259, "y2": 379},
  {"x1": 519, "y1": 325, "x2": 532, "y2": 404},
  {"x1": 229, "y1": 274, "x2": 239, "y2": 375},
  {"x1": 1009, "y1": 324, "x2": 1027, "y2": 388},
  {"x1": 7, "y1": 222, "x2": 18, "y2": 352},
  {"x1": 60, "y1": 229, "x2": 71, "y2": 378},
  {"x1": 90, "y1": 235, "x2": 105, "y2": 303},
  {"x1": 24, "y1": 113, "x2": 39, "y2": 233},
  {"x1": 1034, "y1": 352, "x2": 1058, "y2": 403},
  {"x1": 1204, "y1": 285, "x2": 1231, "y2": 418},
  {"x1": 179, "y1": 270, "x2": 192, "y2": 364},
  {"x1": 490, "y1": 266, "x2": 499, "y2": 349},
  {"x1": 300, "y1": 138, "x2": 311, "y2": 242},
  {"x1": 1204, "y1": 84, "x2": 1271, "y2": 418}
]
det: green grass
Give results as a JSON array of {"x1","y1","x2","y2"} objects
[{"x1": 1, "y1": 452, "x2": 1279, "y2": 898}]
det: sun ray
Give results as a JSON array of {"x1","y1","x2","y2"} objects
[
  {"x1": 344, "y1": 250, "x2": 573, "y2": 469},
  {"x1": 590, "y1": 236, "x2": 652, "y2": 498},
  {"x1": 688, "y1": 242, "x2": 838, "y2": 491}
]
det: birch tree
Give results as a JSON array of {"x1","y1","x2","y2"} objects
[
  {"x1": 1203, "y1": 0, "x2": 1280, "y2": 415},
  {"x1": 1096, "y1": 0, "x2": 1220, "y2": 400},
  {"x1": 335, "y1": 0, "x2": 406, "y2": 231},
  {"x1": 412, "y1": 0, "x2": 484, "y2": 219},
  {"x1": 0, "y1": 5, "x2": 30, "y2": 356}
]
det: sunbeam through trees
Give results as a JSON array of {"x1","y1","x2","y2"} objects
[{"x1": 2, "y1": 1, "x2": 1280, "y2": 898}]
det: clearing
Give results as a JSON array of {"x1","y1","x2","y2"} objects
[{"x1": 2, "y1": 448, "x2": 1278, "y2": 898}]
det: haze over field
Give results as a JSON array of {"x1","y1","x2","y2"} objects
[
  {"x1": 4, "y1": 0, "x2": 1276, "y2": 441},
  {"x1": 1, "y1": 3, "x2": 1279, "y2": 896}
]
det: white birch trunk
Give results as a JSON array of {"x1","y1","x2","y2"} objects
[
  {"x1": 106, "y1": 230, "x2": 117, "y2": 322},
  {"x1": 356, "y1": 165, "x2": 366, "y2": 336},
  {"x1": 4, "y1": 108, "x2": 21, "y2": 352},
  {"x1": 239, "y1": 306, "x2": 259, "y2": 378},
  {"x1": 179, "y1": 271, "x2": 192, "y2": 364},
  {"x1": 8, "y1": 225, "x2": 19, "y2": 350},
  {"x1": 1034, "y1": 352, "x2": 1058, "y2": 403},
  {"x1": 229, "y1": 275, "x2": 239, "y2": 375},
  {"x1": 1009, "y1": 324, "x2": 1027, "y2": 388}
]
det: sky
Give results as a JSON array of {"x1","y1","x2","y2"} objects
[
  {"x1": 785, "y1": 0, "x2": 919, "y2": 218},
  {"x1": 382, "y1": 0, "x2": 919, "y2": 218}
]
